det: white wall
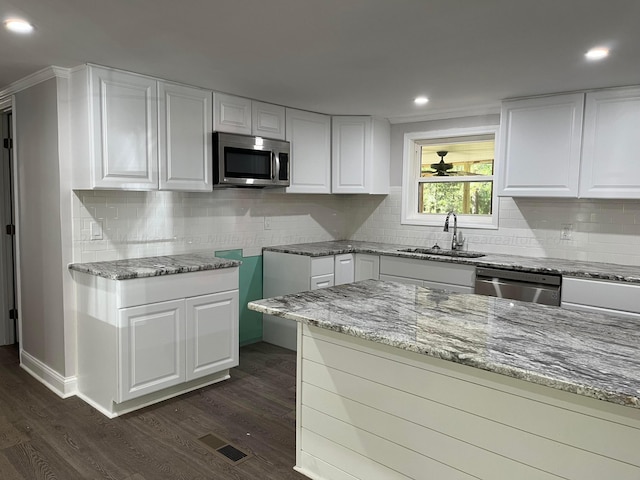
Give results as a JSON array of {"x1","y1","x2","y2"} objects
[
  {"x1": 72, "y1": 189, "x2": 352, "y2": 262},
  {"x1": 349, "y1": 115, "x2": 640, "y2": 266},
  {"x1": 15, "y1": 78, "x2": 68, "y2": 375}
]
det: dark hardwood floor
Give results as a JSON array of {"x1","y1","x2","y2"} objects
[{"x1": 0, "y1": 342, "x2": 306, "y2": 479}]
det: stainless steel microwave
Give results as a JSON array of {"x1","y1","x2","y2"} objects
[{"x1": 213, "y1": 132, "x2": 290, "y2": 187}]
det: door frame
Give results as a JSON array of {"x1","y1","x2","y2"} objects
[{"x1": 0, "y1": 95, "x2": 22, "y2": 347}]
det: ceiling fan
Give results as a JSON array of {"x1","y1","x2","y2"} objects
[{"x1": 426, "y1": 150, "x2": 478, "y2": 176}]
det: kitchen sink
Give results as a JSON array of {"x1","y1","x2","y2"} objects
[{"x1": 397, "y1": 248, "x2": 486, "y2": 258}]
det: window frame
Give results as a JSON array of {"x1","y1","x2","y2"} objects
[{"x1": 401, "y1": 125, "x2": 500, "y2": 229}]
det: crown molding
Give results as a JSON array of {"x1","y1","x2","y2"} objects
[
  {"x1": 0, "y1": 65, "x2": 72, "y2": 99},
  {"x1": 388, "y1": 103, "x2": 501, "y2": 125}
]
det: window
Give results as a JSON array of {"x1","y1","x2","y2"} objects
[{"x1": 402, "y1": 126, "x2": 499, "y2": 229}]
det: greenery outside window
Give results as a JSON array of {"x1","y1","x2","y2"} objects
[{"x1": 402, "y1": 126, "x2": 499, "y2": 229}]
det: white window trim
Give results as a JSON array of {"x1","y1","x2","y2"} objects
[{"x1": 401, "y1": 125, "x2": 500, "y2": 229}]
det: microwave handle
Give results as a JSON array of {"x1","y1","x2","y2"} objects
[{"x1": 272, "y1": 152, "x2": 279, "y2": 180}]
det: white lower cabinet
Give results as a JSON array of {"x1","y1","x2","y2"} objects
[
  {"x1": 561, "y1": 277, "x2": 640, "y2": 319},
  {"x1": 118, "y1": 299, "x2": 185, "y2": 402},
  {"x1": 74, "y1": 268, "x2": 239, "y2": 417},
  {"x1": 379, "y1": 256, "x2": 475, "y2": 293},
  {"x1": 355, "y1": 254, "x2": 380, "y2": 281},
  {"x1": 334, "y1": 253, "x2": 355, "y2": 285},
  {"x1": 186, "y1": 291, "x2": 239, "y2": 381},
  {"x1": 263, "y1": 251, "x2": 337, "y2": 350}
]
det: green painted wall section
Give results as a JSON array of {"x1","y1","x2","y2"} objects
[{"x1": 215, "y1": 249, "x2": 263, "y2": 346}]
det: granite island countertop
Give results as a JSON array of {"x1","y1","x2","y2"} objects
[
  {"x1": 68, "y1": 252, "x2": 241, "y2": 280},
  {"x1": 248, "y1": 279, "x2": 640, "y2": 409},
  {"x1": 264, "y1": 240, "x2": 640, "y2": 283}
]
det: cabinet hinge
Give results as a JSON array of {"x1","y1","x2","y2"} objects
[
  {"x1": 9, "y1": 309, "x2": 18, "y2": 320},
  {"x1": 3, "y1": 138, "x2": 12, "y2": 149},
  {"x1": 6, "y1": 224, "x2": 15, "y2": 235}
]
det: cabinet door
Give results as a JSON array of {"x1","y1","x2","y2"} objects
[
  {"x1": 117, "y1": 299, "x2": 185, "y2": 402},
  {"x1": 498, "y1": 93, "x2": 584, "y2": 197},
  {"x1": 311, "y1": 274, "x2": 334, "y2": 290},
  {"x1": 252, "y1": 101, "x2": 286, "y2": 140},
  {"x1": 158, "y1": 83, "x2": 213, "y2": 191},
  {"x1": 332, "y1": 116, "x2": 370, "y2": 193},
  {"x1": 186, "y1": 290, "x2": 239, "y2": 381},
  {"x1": 579, "y1": 87, "x2": 640, "y2": 198},
  {"x1": 355, "y1": 254, "x2": 380, "y2": 281},
  {"x1": 334, "y1": 253, "x2": 355, "y2": 285},
  {"x1": 214, "y1": 93, "x2": 251, "y2": 134},
  {"x1": 90, "y1": 67, "x2": 159, "y2": 189},
  {"x1": 285, "y1": 108, "x2": 331, "y2": 194}
]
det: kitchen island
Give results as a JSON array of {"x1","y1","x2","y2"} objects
[{"x1": 248, "y1": 280, "x2": 640, "y2": 480}]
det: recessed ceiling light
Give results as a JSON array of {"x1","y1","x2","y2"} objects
[
  {"x1": 414, "y1": 96, "x2": 429, "y2": 106},
  {"x1": 4, "y1": 19, "x2": 34, "y2": 34},
  {"x1": 585, "y1": 47, "x2": 609, "y2": 60}
]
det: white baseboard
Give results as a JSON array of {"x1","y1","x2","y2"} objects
[{"x1": 20, "y1": 350, "x2": 77, "y2": 398}]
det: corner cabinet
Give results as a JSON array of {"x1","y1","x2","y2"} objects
[
  {"x1": 497, "y1": 93, "x2": 584, "y2": 197},
  {"x1": 579, "y1": 87, "x2": 640, "y2": 198},
  {"x1": 332, "y1": 116, "x2": 390, "y2": 194},
  {"x1": 74, "y1": 268, "x2": 239, "y2": 417},
  {"x1": 70, "y1": 65, "x2": 213, "y2": 191},
  {"x1": 285, "y1": 108, "x2": 332, "y2": 194}
]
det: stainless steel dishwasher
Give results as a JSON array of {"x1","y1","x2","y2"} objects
[{"x1": 474, "y1": 267, "x2": 561, "y2": 306}]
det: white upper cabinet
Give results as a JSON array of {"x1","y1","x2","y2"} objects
[
  {"x1": 213, "y1": 93, "x2": 251, "y2": 135},
  {"x1": 332, "y1": 116, "x2": 390, "y2": 194},
  {"x1": 158, "y1": 82, "x2": 213, "y2": 191},
  {"x1": 285, "y1": 108, "x2": 332, "y2": 194},
  {"x1": 86, "y1": 66, "x2": 159, "y2": 190},
  {"x1": 71, "y1": 65, "x2": 214, "y2": 191},
  {"x1": 252, "y1": 101, "x2": 286, "y2": 139},
  {"x1": 579, "y1": 87, "x2": 640, "y2": 198},
  {"x1": 497, "y1": 93, "x2": 584, "y2": 197}
]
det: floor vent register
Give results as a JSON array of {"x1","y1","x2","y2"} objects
[{"x1": 198, "y1": 433, "x2": 251, "y2": 465}]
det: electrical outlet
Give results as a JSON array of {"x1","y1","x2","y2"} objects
[
  {"x1": 560, "y1": 223, "x2": 573, "y2": 240},
  {"x1": 90, "y1": 220, "x2": 103, "y2": 240},
  {"x1": 264, "y1": 217, "x2": 272, "y2": 230}
]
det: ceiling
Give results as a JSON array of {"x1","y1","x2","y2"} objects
[{"x1": 1, "y1": 0, "x2": 639, "y2": 122}]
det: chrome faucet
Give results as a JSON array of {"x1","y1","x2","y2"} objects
[{"x1": 443, "y1": 211, "x2": 464, "y2": 250}]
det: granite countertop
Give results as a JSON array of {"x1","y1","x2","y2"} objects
[
  {"x1": 248, "y1": 279, "x2": 640, "y2": 409},
  {"x1": 68, "y1": 252, "x2": 241, "y2": 280},
  {"x1": 264, "y1": 240, "x2": 640, "y2": 283}
]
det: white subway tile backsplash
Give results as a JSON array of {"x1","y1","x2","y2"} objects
[
  {"x1": 71, "y1": 186, "x2": 640, "y2": 266},
  {"x1": 349, "y1": 187, "x2": 640, "y2": 266}
]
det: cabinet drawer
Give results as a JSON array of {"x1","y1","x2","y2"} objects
[
  {"x1": 311, "y1": 256, "x2": 334, "y2": 277},
  {"x1": 311, "y1": 274, "x2": 334, "y2": 290},
  {"x1": 117, "y1": 268, "x2": 239, "y2": 308},
  {"x1": 562, "y1": 277, "x2": 640, "y2": 314},
  {"x1": 380, "y1": 256, "x2": 475, "y2": 287}
]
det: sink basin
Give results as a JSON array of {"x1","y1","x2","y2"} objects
[{"x1": 398, "y1": 248, "x2": 485, "y2": 258}]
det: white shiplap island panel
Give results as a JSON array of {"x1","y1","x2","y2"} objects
[
  {"x1": 297, "y1": 325, "x2": 640, "y2": 480},
  {"x1": 248, "y1": 280, "x2": 640, "y2": 480}
]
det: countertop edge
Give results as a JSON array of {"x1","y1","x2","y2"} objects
[
  {"x1": 68, "y1": 255, "x2": 241, "y2": 281},
  {"x1": 248, "y1": 300, "x2": 640, "y2": 409},
  {"x1": 263, "y1": 242, "x2": 640, "y2": 284}
]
